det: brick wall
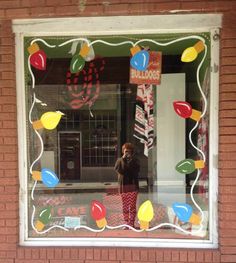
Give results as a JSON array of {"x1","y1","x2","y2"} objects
[{"x1": 0, "y1": 0, "x2": 236, "y2": 262}]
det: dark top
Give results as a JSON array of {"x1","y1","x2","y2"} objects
[{"x1": 114, "y1": 156, "x2": 140, "y2": 193}]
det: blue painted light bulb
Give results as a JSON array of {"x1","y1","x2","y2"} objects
[
  {"x1": 32, "y1": 168, "x2": 59, "y2": 188},
  {"x1": 172, "y1": 202, "x2": 201, "y2": 225},
  {"x1": 130, "y1": 45, "x2": 149, "y2": 71},
  {"x1": 41, "y1": 168, "x2": 59, "y2": 188}
]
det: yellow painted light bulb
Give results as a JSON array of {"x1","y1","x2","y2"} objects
[
  {"x1": 181, "y1": 40, "x2": 205, "y2": 63},
  {"x1": 33, "y1": 111, "x2": 64, "y2": 130},
  {"x1": 137, "y1": 200, "x2": 154, "y2": 230},
  {"x1": 181, "y1": 47, "x2": 198, "y2": 62}
]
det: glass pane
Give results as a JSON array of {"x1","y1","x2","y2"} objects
[{"x1": 25, "y1": 34, "x2": 210, "y2": 241}]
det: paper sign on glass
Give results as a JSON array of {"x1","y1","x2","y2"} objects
[{"x1": 64, "y1": 216, "x2": 80, "y2": 228}]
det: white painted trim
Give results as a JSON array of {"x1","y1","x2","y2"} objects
[
  {"x1": 208, "y1": 28, "x2": 220, "y2": 248},
  {"x1": 13, "y1": 14, "x2": 221, "y2": 248},
  {"x1": 20, "y1": 237, "x2": 218, "y2": 249},
  {"x1": 15, "y1": 32, "x2": 29, "y2": 245},
  {"x1": 12, "y1": 14, "x2": 222, "y2": 36}
]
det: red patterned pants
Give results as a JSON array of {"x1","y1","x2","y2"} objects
[{"x1": 121, "y1": 191, "x2": 138, "y2": 227}]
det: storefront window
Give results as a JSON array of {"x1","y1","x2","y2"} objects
[{"x1": 14, "y1": 15, "x2": 220, "y2": 247}]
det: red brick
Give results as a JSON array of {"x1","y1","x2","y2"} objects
[
  {"x1": 187, "y1": 251, "x2": 195, "y2": 262},
  {"x1": 39, "y1": 248, "x2": 47, "y2": 260},
  {"x1": 220, "y1": 119, "x2": 236, "y2": 127},
  {"x1": 108, "y1": 248, "x2": 116, "y2": 261},
  {"x1": 171, "y1": 250, "x2": 179, "y2": 261},
  {"x1": 219, "y1": 223, "x2": 236, "y2": 231},
  {"x1": 222, "y1": 57, "x2": 236, "y2": 66},
  {"x1": 70, "y1": 248, "x2": 78, "y2": 259},
  {"x1": 101, "y1": 249, "x2": 109, "y2": 260},
  {"x1": 1, "y1": 72, "x2": 14, "y2": 80},
  {"x1": 220, "y1": 204, "x2": 236, "y2": 212},
  {"x1": 221, "y1": 65, "x2": 236, "y2": 74},
  {"x1": 0, "y1": 161, "x2": 17, "y2": 170},
  {"x1": 45, "y1": 0, "x2": 72, "y2": 5},
  {"x1": 0, "y1": 38, "x2": 14, "y2": 46},
  {"x1": 79, "y1": 4, "x2": 104, "y2": 15},
  {"x1": 220, "y1": 110, "x2": 236, "y2": 118},
  {"x1": 93, "y1": 249, "x2": 100, "y2": 260},
  {"x1": 220, "y1": 135, "x2": 236, "y2": 144},
  {"x1": 4, "y1": 137, "x2": 17, "y2": 145},
  {"x1": 220, "y1": 127, "x2": 236, "y2": 135},
  {"x1": 220, "y1": 229, "x2": 236, "y2": 237},
  {"x1": 6, "y1": 235, "x2": 17, "y2": 243},
  {"x1": 0, "y1": 46, "x2": 15, "y2": 55},
  {"x1": 0, "y1": 260, "x2": 14, "y2": 263},
  {"x1": 15, "y1": 261, "x2": 48, "y2": 263},
  {"x1": 2, "y1": 88, "x2": 15, "y2": 96},
  {"x1": 104, "y1": 3, "x2": 129, "y2": 15},
  {"x1": 221, "y1": 75, "x2": 236, "y2": 84},
  {"x1": 222, "y1": 39, "x2": 236, "y2": 48},
  {"x1": 140, "y1": 249, "x2": 148, "y2": 261},
  {"x1": 0, "y1": 252, "x2": 7, "y2": 259},
  {"x1": 54, "y1": 5, "x2": 78, "y2": 15},
  {"x1": 2, "y1": 120, "x2": 17, "y2": 129},
  {"x1": 116, "y1": 248, "x2": 124, "y2": 260},
  {"x1": 147, "y1": 249, "x2": 155, "y2": 262},
  {"x1": 46, "y1": 249, "x2": 54, "y2": 259},
  {"x1": 221, "y1": 255, "x2": 236, "y2": 262},
  {"x1": 124, "y1": 249, "x2": 133, "y2": 261},
  {"x1": 2, "y1": 104, "x2": 16, "y2": 112},
  {"x1": 179, "y1": 250, "x2": 187, "y2": 262},
  {"x1": 204, "y1": 251, "x2": 213, "y2": 262},
  {"x1": 219, "y1": 160, "x2": 236, "y2": 168},
  {"x1": 5, "y1": 8, "x2": 30, "y2": 18},
  {"x1": 30, "y1": 6, "x2": 55, "y2": 16},
  {"x1": 163, "y1": 250, "x2": 171, "y2": 261},
  {"x1": 221, "y1": 246, "x2": 236, "y2": 254},
  {"x1": 78, "y1": 248, "x2": 86, "y2": 260},
  {"x1": 62, "y1": 249, "x2": 70, "y2": 259},
  {"x1": 0, "y1": 1, "x2": 20, "y2": 8},
  {"x1": 54, "y1": 249, "x2": 62, "y2": 260},
  {"x1": 220, "y1": 101, "x2": 236, "y2": 110},
  {"x1": 220, "y1": 194, "x2": 236, "y2": 203},
  {"x1": 0, "y1": 97, "x2": 16, "y2": 105},
  {"x1": 221, "y1": 48, "x2": 236, "y2": 57},
  {"x1": 4, "y1": 153, "x2": 17, "y2": 161},
  {"x1": 21, "y1": 0, "x2": 46, "y2": 7},
  {"x1": 6, "y1": 219, "x2": 18, "y2": 227}
]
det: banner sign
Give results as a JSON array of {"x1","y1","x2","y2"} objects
[{"x1": 130, "y1": 51, "x2": 162, "y2": 85}]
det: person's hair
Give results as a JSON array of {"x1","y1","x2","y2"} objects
[{"x1": 122, "y1": 142, "x2": 134, "y2": 154}]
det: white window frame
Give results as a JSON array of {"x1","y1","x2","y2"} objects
[{"x1": 13, "y1": 14, "x2": 221, "y2": 248}]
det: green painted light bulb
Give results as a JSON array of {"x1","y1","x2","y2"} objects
[
  {"x1": 70, "y1": 54, "x2": 85, "y2": 73},
  {"x1": 175, "y1": 159, "x2": 195, "y2": 174}
]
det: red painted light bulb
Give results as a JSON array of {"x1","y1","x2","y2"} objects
[
  {"x1": 173, "y1": 101, "x2": 192, "y2": 119},
  {"x1": 28, "y1": 43, "x2": 47, "y2": 70},
  {"x1": 173, "y1": 101, "x2": 201, "y2": 122},
  {"x1": 91, "y1": 200, "x2": 107, "y2": 228}
]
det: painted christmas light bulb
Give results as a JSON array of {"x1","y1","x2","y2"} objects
[
  {"x1": 28, "y1": 43, "x2": 47, "y2": 70},
  {"x1": 137, "y1": 200, "x2": 154, "y2": 230},
  {"x1": 35, "y1": 207, "x2": 52, "y2": 231},
  {"x1": 181, "y1": 40, "x2": 205, "y2": 63},
  {"x1": 32, "y1": 168, "x2": 59, "y2": 188},
  {"x1": 172, "y1": 202, "x2": 201, "y2": 225},
  {"x1": 173, "y1": 101, "x2": 201, "y2": 122},
  {"x1": 130, "y1": 45, "x2": 150, "y2": 71},
  {"x1": 175, "y1": 159, "x2": 205, "y2": 174},
  {"x1": 32, "y1": 111, "x2": 64, "y2": 130},
  {"x1": 91, "y1": 200, "x2": 107, "y2": 228},
  {"x1": 70, "y1": 43, "x2": 90, "y2": 73}
]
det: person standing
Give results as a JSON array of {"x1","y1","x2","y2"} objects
[{"x1": 114, "y1": 143, "x2": 140, "y2": 228}]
